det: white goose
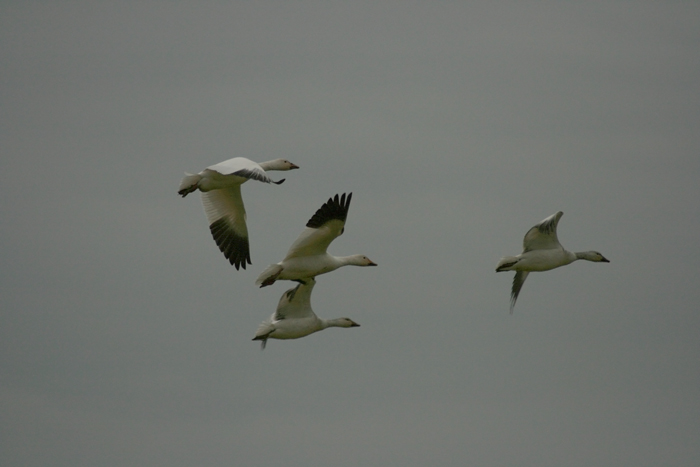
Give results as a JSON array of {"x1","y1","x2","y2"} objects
[
  {"x1": 496, "y1": 211, "x2": 609, "y2": 313},
  {"x1": 252, "y1": 277, "x2": 360, "y2": 349},
  {"x1": 178, "y1": 157, "x2": 299, "y2": 270},
  {"x1": 255, "y1": 193, "x2": 377, "y2": 287}
]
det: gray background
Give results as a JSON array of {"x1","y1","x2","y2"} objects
[{"x1": 2, "y1": 2, "x2": 699, "y2": 466}]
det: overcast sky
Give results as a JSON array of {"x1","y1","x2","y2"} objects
[{"x1": 2, "y1": 2, "x2": 699, "y2": 466}]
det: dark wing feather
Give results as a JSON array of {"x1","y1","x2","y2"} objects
[
  {"x1": 510, "y1": 271, "x2": 529, "y2": 314},
  {"x1": 283, "y1": 193, "x2": 353, "y2": 259},
  {"x1": 209, "y1": 218, "x2": 251, "y2": 270},
  {"x1": 233, "y1": 168, "x2": 272, "y2": 183},
  {"x1": 306, "y1": 193, "x2": 352, "y2": 228}
]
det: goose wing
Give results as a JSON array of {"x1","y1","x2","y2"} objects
[
  {"x1": 522, "y1": 211, "x2": 563, "y2": 252},
  {"x1": 207, "y1": 157, "x2": 275, "y2": 183},
  {"x1": 274, "y1": 279, "x2": 317, "y2": 320},
  {"x1": 510, "y1": 271, "x2": 529, "y2": 313},
  {"x1": 284, "y1": 193, "x2": 352, "y2": 259},
  {"x1": 201, "y1": 185, "x2": 250, "y2": 269}
]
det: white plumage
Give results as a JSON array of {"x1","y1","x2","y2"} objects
[
  {"x1": 496, "y1": 211, "x2": 609, "y2": 313},
  {"x1": 178, "y1": 157, "x2": 299, "y2": 270},
  {"x1": 255, "y1": 193, "x2": 377, "y2": 287},
  {"x1": 252, "y1": 278, "x2": 360, "y2": 349}
]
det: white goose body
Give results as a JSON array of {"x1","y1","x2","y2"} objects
[
  {"x1": 504, "y1": 248, "x2": 577, "y2": 272},
  {"x1": 255, "y1": 193, "x2": 377, "y2": 287},
  {"x1": 252, "y1": 278, "x2": 360, "y2": 349},
  {"x1": 178, "y1": 157, "x2": 299, "y2": 270},
  {"x1": 496, "y1": 211, "x2": 609, "y2": 313}
]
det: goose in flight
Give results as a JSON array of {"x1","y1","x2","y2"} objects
[
  {"x1": 496, "y1": 211, "x2": 609, "y2": 313},
  {"x1": 255, "y1": 193, "x2": 377, "y2": 287},
  {"x1": 178, "y1": 157, "x2": 299, "y2": 270},
  {"x1": 252, "y1": 277, "x2": 360, "y2": 349}
]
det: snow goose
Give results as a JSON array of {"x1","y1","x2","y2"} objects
[
  {"x1": 255, "y1": 193, "x2": 377, "y2": 287},
  {"x1": 252, "y1": 277, "x2": 360, "y2": 349},
  {"x1": 178, "y1": 157, "x2": 299, "y2": 270},
  {"x1": 496, "y1": 211, "x2": 609, "y2": 313}
]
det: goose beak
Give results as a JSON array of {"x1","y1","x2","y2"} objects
[
  {"x1": 601, "y1": 257, "x2": 610, "y2": 263},
  {"x1": 368, "y1": 261, "x2": 378, "y2": 266},
  {"x1": 351, "y1": 321, "x2": 360, "y2": 327},
  {"x1": 290, "y1": 163, "x2": 300, "y2": 169}
]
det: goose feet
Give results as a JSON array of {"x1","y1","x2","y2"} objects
[
  {"x1": 259, "y1": 272, "x2": 281, "y2": 288},
  {"x1": 178, "y1": 185, "x2": 197, "y2": 197}
]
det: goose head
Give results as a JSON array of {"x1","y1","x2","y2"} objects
[
  {"x1": 262, "y1": 159, "x2": 299, "y2": 171},
  {"x1": 576, "y1": 251, "x2": 610, "y2": 262},
  {"x1": 349, "y1": 255, "x2": 378, "y2": 267},
  {"x1": 328, "y1": 318, "x2": 360, "y2": 328}
]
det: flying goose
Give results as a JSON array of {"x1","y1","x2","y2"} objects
[
  {"x1": 178, "y1": 157, "x2": 299, "y2": 270},
  {"x1": 255, "y1": 193, "x2": 376, "y2": 287},
  {"x1": 252, "y1": 277, "x2": 360, "y2": 349},
  {"x1": 496, "y1": 211, "x2": 609, "y2": 313}
]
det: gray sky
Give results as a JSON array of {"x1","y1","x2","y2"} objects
[{"x1": 2, "y1": 2, "x2": 699, "y2": 466}]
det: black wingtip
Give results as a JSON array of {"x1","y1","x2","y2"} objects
[
  {"x1": 231, "y1": 258, "x2": 252, "y2": 270},
  {"x1": 272, "y1": 178, "x2": 286, "y2": 185},
  {"x1": 209, "y1": 219, "x2": 251, "y2": 271},
  {"x1": 305, "y1": 192, "x2": 353, "y2": 228}
]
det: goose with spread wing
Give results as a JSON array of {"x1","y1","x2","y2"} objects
[
  {"x1": 255, "y1": 193, "x2": 377, "y2": 287},
  {"x1": 252, "y1": 278, "x2": 360, "y2": 349},
  {"x1": 496, "y1": 211, "x2": 609, "y2": 313},
  {"x1": 178, "y1": 157, "x2": 299, "y2": 270}
]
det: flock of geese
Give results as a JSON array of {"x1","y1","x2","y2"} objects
[{"x1": 179, "y1": 157, "x2": 609, "y2": 349}]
